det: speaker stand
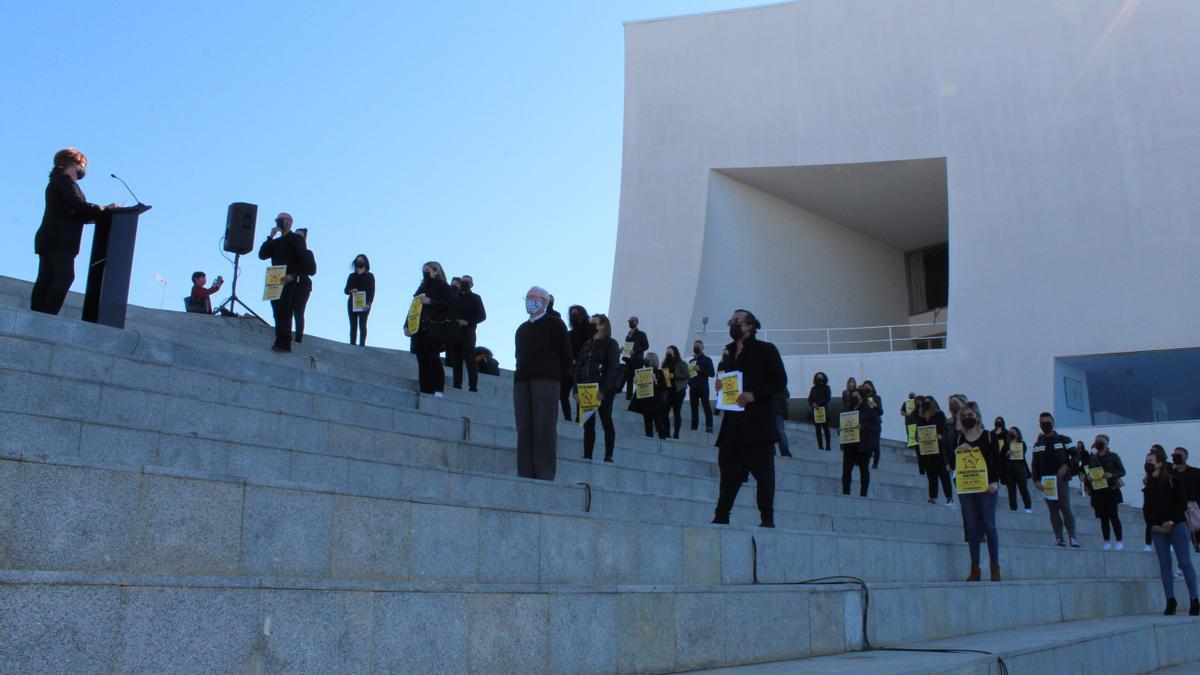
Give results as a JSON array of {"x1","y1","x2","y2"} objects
[{"x1": 216, "y1": 253, "x2": 266, "y2": 324}]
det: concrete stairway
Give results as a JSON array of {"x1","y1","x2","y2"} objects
[{"x1": 0, "y1": 275, "x2": 1195, "y2": 674}]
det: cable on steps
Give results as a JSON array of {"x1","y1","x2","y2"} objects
[
  {"x1": 575, "y1": 483, "x2": 592, "y2": 512},
  {"x1": 461, "y1": 417, "x2": 471, "y2": 441},
  {"x1": 750, "y1": 535, "x2": 1008, "y2": 675}
]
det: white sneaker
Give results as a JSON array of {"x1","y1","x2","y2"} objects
[
  {"x1": 433, "y1": 392, "x2": 444, "y2": 398},
  {"x1": 1102, "y1": 543, "x2": 1112, "y2": 550},
  {"x1": 1143, "y1": 544, "x2": 1153, "y2": 552},
  {"x1": 1023, "y1": 509, "x2": 1032, "y2": 514},
  {"x1": 945, "y1": 499, "x2": 955, "y2": 507},
  {"x1": 1115, "y1": 542, "x2": 1125, "y2": 551}
]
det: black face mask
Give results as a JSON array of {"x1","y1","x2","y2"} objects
[
  {"x1": 1040, "y1": 422, "x2": 1054, "y2": 434},
  {"x1": 75, "y1": 167, "x2": 86, "y2": 180},
  {"x1": 461, "y1": 282, "x2": 472, "y2": 291},
  {"x1": 728, "y1": 324, "x2": 742, "y2": 340},
  {"x1": 628, "y1": 322, "x2": 636, "y2": 329},
  {"x1": 1173, "y1": 454, "x2": 1185, "y2": 465},
  {"x1": 1145, "y1": 463, "x2": 1157, "y2": 475},
  {"x1": 1095, "y1": 442, "x2": 1106, "y2": 451},
  {"x1": 355, "y1": 265, "x2": 365, "y2": 272},
  {"x1": 693, "y1": 347, "x2": 702, "y2": 355},
  {"x1": 961, "y1": 417, "x2": 978, "y2": 430}
]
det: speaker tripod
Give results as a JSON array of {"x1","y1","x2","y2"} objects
[{"x1": 216, "y1": 253, "x2": 266, "y2": 323}]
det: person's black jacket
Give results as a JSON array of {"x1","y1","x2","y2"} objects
[
  {"x1": 413, "y1": 276, "x2": 452, "y2": 323},
  {"x1": 630, "y1": 368, "x2": 667, "y2": 414},
  {"x1": 574, "y1": 336, "x2": 622, "y2": 394},
  {"x1": 569, "y1": 322, "x2": 597, "y2": 360},
  {"x1": 807, "y1": 384, "x2": 831, "y2": 421},
  {"x1": 1173, "y1": 465, "x2": 1200, "y2": 503},
  {"x1": 688, "y1": 352, "x2": 715, "y2": 390},
  {"x1": 35, "y1": 168, "x2": 104, "y2": 256},
  {"x1": 715, "y1": 335, "x2": 787, "y2": 448},
  {"x1": 257, "y1": 232, "x2": 308, "y2": 277},
  {"x1": 514, "y1": 314, "x2": 572, "y2": 382},
  {"x1": 1144, "y1": 473, "x2": 1188, "y2": 528},
  {"x1": 623, "y1": 328, "x2": 649, "y2": 364},
  {"x1": 1031, "y1": 432, "x2": 1076, "y2": 482},
  {"x1": 916, "y1": 410, "x2": 951, "y2": 466},
  {"x1": 451, "y1": 290, "x2": 487, "y2": 329},
  {"x1": 474, "y1": 347, "x2": 501, "y2": 376},
  {"x1": 1086, "y1": 450, "x2": 1126, "y2": 503},
  {"x1": 344, "y1": 272, "x2": 376, "y2": 304},
  {"x1": 297, "y1": 250, "x2": 317, "y2": 289},
  {"x1": 856, "y1": 402, "x2": 881, "y2": 453}
]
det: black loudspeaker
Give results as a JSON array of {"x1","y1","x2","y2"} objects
[{"x1": 223, "y1": 202, "x2": 258, "y2": 255}]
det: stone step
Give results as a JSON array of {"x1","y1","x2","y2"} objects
[
  {"x1": 0, "y1": 570, "x2": 1186, "y2": 675},
  {"x1": 0, "y1": 458, "x2": 1158, "y2": 587},
  {"x1": 690, "y1": 614, "x2": 1200, "y2": 674}
]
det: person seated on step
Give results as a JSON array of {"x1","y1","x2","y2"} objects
[
  {"x1": 473, "y1": 346, "x2": 501, "y2": 376},
  {"x1": 186, "y1": 271, "x2": 223, "y2": 314}
]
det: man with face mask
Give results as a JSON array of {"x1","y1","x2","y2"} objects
[
  {"x1": 257, "y1": 212, "x2": 308, "y2": 353},
  {"x1": 688, "y1": 340, "x2": 715, "y2": 433},
  {"x1": 31, "y1": 148, "x2": 118, "y2": 315},
  {"x1": 618, "y1": 316, "x2": 650, "y2": 400},
  {"x1": 513, "y1": 286, "x2": 572, "y2": 480},
  {"x1": 1030, "y1": 412, "x2": 1079, "y2": 547},
  {"x1": 447, "y1": 275, "x2": 487, "y2": 392},
  {"x1": 1170, "y1": 447, "x2": 1200, "y2": 552},
  {"x1": 711, "y1": 309, "x2": 787, "y2": 528}
]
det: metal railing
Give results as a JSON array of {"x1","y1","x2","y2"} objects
[{"x1": 695, "y1": 320, "x2": 947, "y2": 356}]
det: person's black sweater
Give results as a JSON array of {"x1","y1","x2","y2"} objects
[
  {"x1": 569, "y1": 321, "x2": 597, "y2": 360},
  {"x1": 857, "y1": 403, "x2": 881, "y2": 452},
  {"x1": 714, "y1": 335, "x2": 787, "y2": 448},
  {"x1": 574, "y1": 336, "x2": 621, "y2": 393},
  {"x1": 1173, "y1": 465, "x2": 1200, "y2": 503},
  {"x1": 36, "y1": 168, "x2": 104, "y2": 256},
  {"x1": 917, "y1": 410, "x2": 950, "y2": 465},
  {"x1": 344, "y1": 272, "x2": 376, "y2": 304},
  {"x1": 1031, "y1": 432, "x2": 1076, "y2": 481},
  {"x1": 413, "y1": 277, "x2": 452, "y2": 322},
  {"x1": 688, "y1": 353, "x2": 715, "y2": 389},
  {"x1": 257, "y1": 232, "x2": 308, "y2": 277},
  {"x1": 807, "y1": 384, "x2": 832, "y2": 412},
  {"x1": 514, "y1": 313, "x2": 572, "y2": 382},
  {"x1": 1087, "y1": 450, "x2": 1126, "y2": 501},
  {"x1": 1144, "y1": 473, "x2": 1188, "y2": 528},
  {"x1": 451, "y1": 290, "x2": 487, "y2": 328},
  {"x1": 952, "y1": 429, "x2": 1001, "y2": 485}
]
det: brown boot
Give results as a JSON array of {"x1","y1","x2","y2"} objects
[
  {"x1": 966, "y1": 565, "x2": 981, "y2": 582},
  {"x1": 990, "y1": 564, "x2": 1002, "y2": 581}
]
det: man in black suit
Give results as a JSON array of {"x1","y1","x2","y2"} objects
[
  {"x1": 448, "y1": 275, "x2": 487, "y2": 392},
  {"x1": 257, "y1": 212, "x2": 307, "y2": 353},
  {"x1": 711, "y1": 309, "x2": 787, "y2": 528},
  {"x1": 688, "y1": 339, "x2": 716, "y2": 433},
  {"x1": 31, "y1": 148, "x2": 116, "y2": 315},
  {"x1": 619, "y1": 316, "x2": 649, "y2": 400}
]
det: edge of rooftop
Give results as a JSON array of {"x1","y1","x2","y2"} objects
[{"x1": 623, "y1": 0, "x2": 797, "y2": 27}]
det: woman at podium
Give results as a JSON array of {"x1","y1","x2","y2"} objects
[{"x1": 31, "y1": 148, "x2": 113, "y2": 315}]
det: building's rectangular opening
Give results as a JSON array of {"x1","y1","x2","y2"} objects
[{"x1": 1055, "y1": 348, "x2": 1200, "y2": 426}]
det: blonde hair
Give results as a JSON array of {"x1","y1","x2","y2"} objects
[{"x1": 591, "y1": 314, "x2": 611, "y2": 339}]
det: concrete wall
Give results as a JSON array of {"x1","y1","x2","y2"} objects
[{"x1": 611, "y1": 0, "x2": 1200, "y2": 444}]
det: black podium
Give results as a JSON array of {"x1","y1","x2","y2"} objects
[{"x1": 82, "y1": 204, "x2": 151, "y2": 329}]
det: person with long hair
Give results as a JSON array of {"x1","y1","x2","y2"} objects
[
  {"x1": 954, "y1": 401, "x2": 1002, "y2": 581},
  {"x1": 631, "y1": 352, "x2": 669, "y2": 439},
  {"x1": 662, "y1": 345, "x2": 690, "y2": 439},
  {"x1": 808, "y1": 372, "x2": 832, "y2": 450},
  {"x1": 562, "y1": 305, "x2": 595, "y2": 419},
  {"x1": 573, "y1": 314, "x2": 621, "y2": 462},
  {"x1": 1143, "y1": 445, "x2": 1199, "y2": 615},
  {"x1": 406, "y1": 261, "x2": 452, "y2": 396},
  {"x1": 291, "y1": 228, "x2": 317, "y2": 343},
  {"x1": 916, "y1": 396, "x2": 954, "y2": 505},
  {"x1": 1001, "y1": 424, "x2": 1033, "y2": 513},
  {"x1": 861, "y1": 380, "x2": 883, "y2": 467},
  {"x1": 344, "y1": 254, "x2": 375, "y2": 346},
  {"x1": 841, "y1": 387, "x2": 877, "y2": 496},
  {"x1": 1086, "y1": 434, "x2": 1126, "y2": 550}
]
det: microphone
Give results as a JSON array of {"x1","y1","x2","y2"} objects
[{"x1": 110, "y1": 173, "x2": 142, "y2": 205}]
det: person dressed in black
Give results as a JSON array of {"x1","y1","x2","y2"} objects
[
  {"x1": 1144, "y1": 446, "x2": 1200, "y2": 616},
  {"x1": 688, "y1": 340, "x2": 715, "y2": 433},
  {"x1": 1084, "y1": 434, "x2": 1126, "y2": 549},
  {"x1": 861, "y1": 380, "x2": 883, "y2": 468},
  {"x1": 514, "y1": 286, "x2": 573, "y2": 480},
  {"x1": 1170, "y1": 447, "x2": 1200, "y2": 553},
  {"x1": 448, "y1": 275, "x2": 487, "y2": 391},
  {"x1": 808, "y1": 372, "x2": 832, "y2": 450},
  {"x1": 561, "y1": 305, "x2": 595, "y2": 419},
  {"x1": 291, "y1": 228, "x2": 317, "y2": 343},
  {"x1": 405, "y1": 261, "x2": 452, "y2": 396},
  {"x1": 663, "y1": 345, "x2": 690, "y2": 439},
  {"x1": 630, "y1": 352, "x2": 669, "y2": 439},
  {"x1": 574, "y1": 314, "x2": 621, "y2": 462},
  {"x1": 916, "y1": 396, "x2": 954, "y2": 505},
  {"x1": 619, "y1": 316, "x2": 649, "y2": 400},
  {"x1": 841, "y1": 387, "x2": 878, "y2": 496},
  {"x1": 474, "y1": 346, "x2": 500, "y2": 376},
  {"x1": 31, "y1": 148, "x2": 116, "y2": 315},
  {"x1": 257, "y1": 212, "x2": 308, "y2": 353},
  {"x1": 344, "y1": 254, "x2": 375, "y2": 346},
  {"x1": 711, "y1": 309, "x2": 787, "y2": 528},
  {"x1": 1000, "y1": 423, "x2": 1033, "y2": 513},
  {"x1": 1031, "y1": 412, "x2": 1079, "y2": 547}
]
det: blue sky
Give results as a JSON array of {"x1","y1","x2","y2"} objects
[{"x1": 1, "y1": 1, "x2": 759, "y2": 363}]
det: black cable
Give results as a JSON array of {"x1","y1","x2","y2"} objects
[{"x1": 575, "y1": 482, "x2": 591, "y2": 512}]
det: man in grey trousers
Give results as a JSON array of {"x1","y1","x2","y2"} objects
[{"x1": 513, "y1": 286, "x2": 573, "y2": 480}]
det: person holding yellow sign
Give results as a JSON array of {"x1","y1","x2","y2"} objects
[
  {"x1": 687, "y1": 341, "x2": 715, "y2": 433},
  {"x1": 256, "y1": 212, "x2": 308, "y2": 353},
  {"x1": 953, "y1": 402, "x2": 1002, "y2": 581},
  {"x1": 572, "y1": 314, "x2": 621, "y2": 462},
  {"x1": 629, "y1": 352, "x2": 669, "y2": 439},
  {"x1": 807, "y1": 372, "x2": 832, "y2": 451},
  {"x1": 407, "y1": 262, "x2": 453, "y2": 396},
  {"x1": 662, "y1": 346, "x2": 691, "y2": 439},
  {"x1": 999, "y1": 423, "x2": 1033, "y2": 513},
  {"x1": 840, "y1": 389, "x2": 878, "y2": 497},
  {"x1": 344, "y1": 254, "x2": 375, "y2": 346},
  {"x1": 1031, "y1": 412, "x2": 1080, "y2": 548},
  {"x1": 915, "y1": 397, "x2": 954, "y2": 505},
  {"x1": 1084, "y1": 435, "x2": 1126, "y2": 550}
]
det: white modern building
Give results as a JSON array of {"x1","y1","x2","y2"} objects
[{"x1": 609, "y1": 0, "x2": 1200, "y2": 488}]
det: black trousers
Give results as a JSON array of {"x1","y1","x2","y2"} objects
[
  {"x1": 412, "y1": 330, "x2": 445, "y2": 394},
  {"x1": 667, "y1": 389, "x2": 685, "y2": 438},
  {"x1": 447, "y1": 326, "x2": 479, "y2": 390},
  {"x1": 583, "y1": 392, "x2": 616, "y2": 460},
  {"x1": 642, "y1": 409, "x2": 668, "y2": 438},
  {"x1": 270, "y1": 282, "x2": 296, "y2": 350},
  {"x1": 689, "y1": 385, "x2": 713, "y2": 431},
  {"x1": 813, "y1": 422, "x2": 831, "y2": 450},
  {"x1": 714, "y1": 442, "x2": 775, "y2": 524},
  {"x1": 620, "y1": 359, "x2": 643, "y2": 398},
  {"x1": 292, "y1": 280, "x2": 311, "y2": 342},
  {"x1": 30, "y1": 249, "x2": 76, "y2": 315},
  {"x1": 1006, "y1": 477, "x2": 1032, "y2": 510},
  {"x1": 842, "y1": 449, "x2": 870, "y2": 496},
  {"x1": 922, "y1": 457, "x2": 953, "y2": 500},
  {"x1": 349, "y1": 306, "x2": 369, "y2": 346},
  {"x1": 560, "y1": 378, "x2": 573, "y2": 421},
  {"x1": 1097, "y1": 500, "x2": 1123, "y2": 541}
]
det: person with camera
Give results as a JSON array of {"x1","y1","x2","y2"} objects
[
  {"x1": 1143, "y1": 446, "x2": 1200, "y2": 615},
  {"x1": 257, "y1": 212, "x2": 308, "y2": 353},
  {"x1": 187, "y1": 271, "x2": 224, "y2": 314}
]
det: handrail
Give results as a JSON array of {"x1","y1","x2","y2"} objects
[{"x1": 694, "y1": 320, "x2": 947, "y2": 355}]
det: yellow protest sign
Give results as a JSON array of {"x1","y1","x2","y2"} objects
[
  {"x1": 577, "y1": 383, "x2": 600, "y2": 425},
  {"x1": 1088, "y1": 466, "x2": 1108, "y2": 491},
  {"x1": 917, "y1": 425, "x2": 939, "y2": 456},
  {"x1": 813, "y1": 406, "x2": 826, "y2": 424},
  {"x1": 955, "y1": 444, "x2": 989, "y2": 494},
  {"x1": 262, "y1": 265, "x2": 287, "y2": 301},
  {"x1": 634, "y1": 368, "x2": 655, "y2": 400},
  {"x1": 662, "y1": 367, "x2": 673, "y2": 388},
  {"x1": 905, "y1": 398, "x2": 916, "y2": 415},
  {"x1": 405, "y1": 297, "x2": 423, "y2": 335},
  {"x1": 1042, "y1": 476, "x2": 1058, "y2": 500},
  {"x1": 717, "y1": 372, "x2": 743, "y2": 411},
  {"x1": 352, "y1": 291, "x2": 367, "y2": 312},
  {"x1": 622, "y1": 342, "x2": 635, "y2": 359},
  {"x1": 907, "y1": 423, "x2": 918, "y2": 447},
  {"x1": 839, "y1": 411, "x2": 860, "y2": 444},
  {"x1": 688, "y1": 363, "x2": 699, "y2": 379},
  {"x1": 1008, "y1": 441, "x2": 1026, "y2": 461}
]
